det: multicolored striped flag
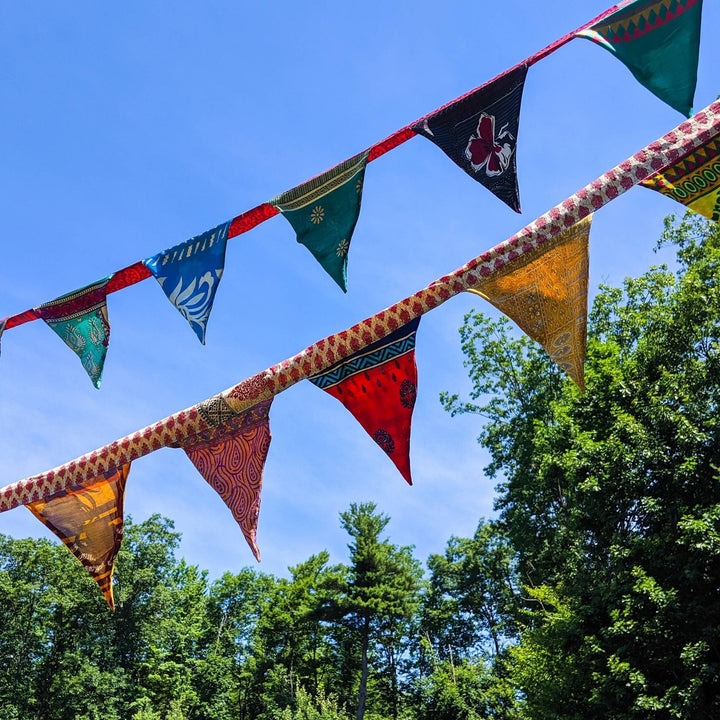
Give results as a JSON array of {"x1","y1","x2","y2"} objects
[
  {"x1": 27, "y1": 464, "x2": 130, "y2": 610},
  {"x1": 641, "y1": 134, "x2": 720, "y2": 221}
]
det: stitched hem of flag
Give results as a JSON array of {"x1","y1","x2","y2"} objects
[
  {"x1": 308, "y1": 318, "x2": 419, "y2": 390},
  {"x1": 270, "y1": 150, "x2": 370, "y2": 212},
  {"x1": 180, "y1": 399, "x2": 272, "y2": 448},
  {"x1": 37, "y1": 278, "x2": 110, "y2": 322},
  {"x1": 579, "y1": 0, "x2": 701, "y2": 45}
]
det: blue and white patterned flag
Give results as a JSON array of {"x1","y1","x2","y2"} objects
[{"x1": 144, "y1": 221, "x2": 231, "y2": 344}]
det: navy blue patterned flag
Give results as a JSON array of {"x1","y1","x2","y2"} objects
[
  {"x1": 144, "y1": 221, "x2": 231, "y2": 344},
  {"x1": 412, "y1": 64, "x2": 528, "y2": 213}
]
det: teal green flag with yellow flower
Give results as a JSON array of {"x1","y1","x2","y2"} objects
[
  {"x1": 577, "y1": 0, "x2": 703, "y2": 117},
  {"x1": 270, "y1": 150, "x2": 370, "y2": 292}
]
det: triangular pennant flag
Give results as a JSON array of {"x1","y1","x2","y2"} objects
[
  {"x1": 576, "y1": 0, "x2": 702, "y2": 117},
  {"x1": 269, "y1": 150, "x2": 370, "y2": 292},
  {"x1": 467, "y1": 215, "x2": 592, "y2": 391},
  {"x1": 37, "y1": 278, "x2": 111, "y2": 388},
  {"x1": 144, "y1": 221, "x2": 231, "y2": 344},
  {"x1": 180, "y1": 397, "x2": 273, "y2": 561},
  {"x1": 412, "y1": 64, "x2": 528, "y2": 212},
  {"x1": 641, "y1": 134, "x2": 720, "y2": 221},
  {"x1": 26, "y1": 464, "x2": 130, "y2": 610},
  {"x1": 308, "y1": 318, "x2": 420, "y2": 484}
]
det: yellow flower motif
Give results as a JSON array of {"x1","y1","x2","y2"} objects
[
  {"x1": 336, "y1": 239, "x2": 350, "y2": 257},
  {"x1": 356, "y1": 177, "x2": 363, "y2": 194},
  {"x1": 310, "y1": 206, "x2": 325, "y2": 224}
]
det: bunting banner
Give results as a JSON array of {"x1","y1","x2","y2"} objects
[
  {"x1": 144, "y1": 221, "x2": 231, "y2": 344},
  {"x1": 467, "y1": 215, "x2": 592, "y2": 391},
  {"x1": 270, "y1": 150, "x2": 370, "y2": 292},
  {"x1": 178, "y1": 397, "x2": 273, "y2": 561},
  {"x1": 0, "y1": 2, "x2": 709, "y2": 343},
  {"x1": 576, "y1": 0, "x2": 702, "y2": 117},
  {"x1": 37, "y1": 278, "x2": 111, "y2": 389},
  {"x1": 0, "y1": 102, "x2": 718, "y2": 533},
  {"x1": 26, "y1": 464, "x2": 130, "y2": 610},
  {"x1": 308, "y1": 318, "x2": 420, "y2": 485},
  {"x1": 640, "y1": 134, "x2": 720, "y2": 221},
  {"x1": 412, "y1": 64, "x2": 528, "y2": 213}
]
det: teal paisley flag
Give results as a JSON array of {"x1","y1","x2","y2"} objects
[
  {"x1": 37, "y1": 278, "x2": 111, "y2": 388},
  {"x1": 576, "y1": 0, "x2": 703, "y2": 116},
  {"x1": 144, "y1": 221, "x2": 231, "y2": 344},
  {"x1": 270, "y1": 150, "x2": 370, "y2": 292}
]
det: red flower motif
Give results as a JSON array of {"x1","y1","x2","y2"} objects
[{"x1": 465, "y1": 113, "x2": 515, "y2": 176}]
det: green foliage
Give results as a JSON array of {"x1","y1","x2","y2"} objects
[
  {"x1": 416, "y1": 659, "x2": 518, "y2": 720},
  {"x1": 445, "y1": 213, "x2": 720, "y2": 718},
  {"x1": 279, "y1": 687, "x2": 351, "y2": 720},
  {"x1": 0, "y1": 516, "x2": 219, "y2": 720},
  {"x1": 423, "y1": 519, "x2": 519, "y2": 662},
  {"x1": 336, "y1": 502, "x2": 424, "y2": 720},
  {"x1": 0, "y1": 504, "x2": 433, "y2": 720}
]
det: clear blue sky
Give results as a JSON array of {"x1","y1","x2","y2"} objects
[{"x1": 1, "y1": 0, "x2": 718, "y2": 579}]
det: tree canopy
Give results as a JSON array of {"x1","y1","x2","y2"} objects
[{"x1": 442, "y1": 212, "x2": 720, "y2": 718}]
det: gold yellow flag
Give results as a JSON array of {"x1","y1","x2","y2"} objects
[{"x1": 467, "y1": 216, "x2": 592, "y2": 390}]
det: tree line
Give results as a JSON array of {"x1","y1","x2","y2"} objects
[
  {"x1": 1, "y1": 213, "x2": 719, "y2": 719},
  {"x1": 0, "y1": 506, "x2": 515, "y2": 720}
]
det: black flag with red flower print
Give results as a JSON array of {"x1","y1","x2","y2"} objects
[{"x1": 412, "y1": 64, "x2": 528, "y2": 212}]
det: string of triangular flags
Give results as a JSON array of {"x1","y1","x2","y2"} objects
[
  {"x1": 2, "y1": 100, "x2": 717, "y2": 609},
  {"x1": 0, "y1": 0, "x2": 709, "y2": 390}
]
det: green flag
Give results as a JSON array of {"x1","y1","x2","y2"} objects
[
  {"x1": 37, "y1": 278, "x2": 111, "y2": 388},
  {"x1": 270, "y1": 150, "x2": 370, "y2": 292},
  {"x1": 577, "y1": 0, "x2": 703, "y2": 116}
]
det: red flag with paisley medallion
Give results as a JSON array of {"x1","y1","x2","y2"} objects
[{"x1": 179, "y1": 398, "x2": 273, "y2": 561}]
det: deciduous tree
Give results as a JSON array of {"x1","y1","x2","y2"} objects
[{"x1": 444, "y1": 213, "x2": 720, "y2": 718}]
